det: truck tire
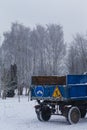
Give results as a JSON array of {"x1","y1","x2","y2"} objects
[
  {"x1": 35, "y1": 105, "x2": 43, "y2": 121},
  {"x1": 37, "y1": 111, "x2": 43, "y2": 121},
  {"x1": 41, "y1": 106, "x2": 51, "y2": 121},
  {"x1": 80, "y1": 109, "x2": 86, "y2": 118},
  {"x1": 67, "y1": 107, "x2": 81, "y2": 124}
]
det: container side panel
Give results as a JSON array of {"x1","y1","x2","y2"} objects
[
  {"x1": 68, "y1": 85, "x2": 87, "y2": 99},
  {"x1": 31, "y1": 85, "x2": 67, "y2": 100},
  {"x1": 67, "y1": 75, "x2": 87, "y2": 85}
]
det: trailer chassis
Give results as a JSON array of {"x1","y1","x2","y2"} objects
[{"x1": 34, "y1": 99, "x2": 87, "y2": 124}]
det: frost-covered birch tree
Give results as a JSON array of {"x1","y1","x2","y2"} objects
[
  {"x1": 1, "y1": 22, "x2": 67, "y2": 94},
  {"x1": 46, "y1": 24, "x2": 66, "y2": 75},
  {"x1": 67, "y1": 33, "x2": 87, "y2": 74}
]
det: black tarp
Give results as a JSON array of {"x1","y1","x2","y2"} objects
[{"x1": 32, "y1": 76, "x2": 66, "y2": 85}]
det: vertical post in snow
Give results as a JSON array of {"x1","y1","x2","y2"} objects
[
  {"x1": 18, "y1": 92, "x2": 20, "y2": 102},
  {"x1": 18, "y1": 85, "x2": 20, "y2": 102},
  {"x1": 28, "y1": 88, "x2": 30, "y2": 102}
]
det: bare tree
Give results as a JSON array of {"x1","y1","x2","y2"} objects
[
  {"x1": 46, "y1": 24, "x2": 66, "y2": 75},
  {"x1": 67, "y1": 33, "x2": 87, "y2": 74},
  {"x1": 1, "y1": 22, "x2": 67, "y2": 95}
]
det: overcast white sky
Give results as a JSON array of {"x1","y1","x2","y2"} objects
[{"x1": 0, "y1": 0, "x2": 87, "y2": 44}]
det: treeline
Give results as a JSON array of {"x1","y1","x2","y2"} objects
[{"x1": 0, "y1": 22, "x2": 87, "y2": 94}]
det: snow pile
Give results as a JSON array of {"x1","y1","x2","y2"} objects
[{"x1": 0, "y1": 96, "x2": 87, "y2": 130}]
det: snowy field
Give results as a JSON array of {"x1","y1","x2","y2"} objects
[{"x1": 0, "y1": 96, "x2": 87, "y2": 130}]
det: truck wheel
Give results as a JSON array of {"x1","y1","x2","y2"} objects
[
  {"x1": 80, "y1": 109, "x2": 86, "y2": 118},
  {"x1": 41, "y1": 106, "x2": 51, "y2": 121},
  {"x1": 67, "y1": 107, "x2": 81, "y2": 124},
  {"x1": 35, "y1": 105, "x2": 43, "y2": 121},
  {"x1": 37, "y1": 111, "x2": 43, "y2": 121}
]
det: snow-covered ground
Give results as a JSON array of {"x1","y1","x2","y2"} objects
[{"x1": 0, "y1": 96, "x2": 87, "y2": 130}]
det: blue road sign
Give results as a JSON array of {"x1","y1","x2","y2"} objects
[{"x1": 35, "y1": 86, "x2": 44, "y2": 97}]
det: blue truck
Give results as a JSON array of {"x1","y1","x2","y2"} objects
[{"x1": 30, "y1": 75, "x2": 87, "y2": 124}]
